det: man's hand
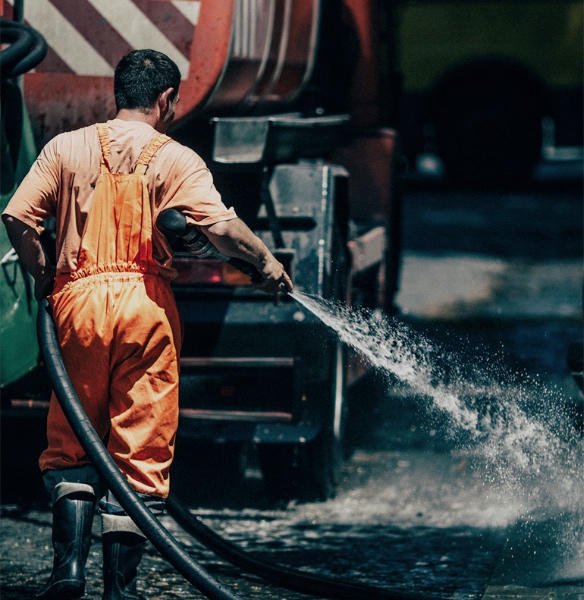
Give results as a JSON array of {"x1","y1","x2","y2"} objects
[
  {"x1": 34, "y1": 264, "x2": 56, "y2": 300},
  {"x1": 254, "y1": 254, "x2": 293, "y2": 294},
  {"x1": 2, "y1": 215, "x2": 55, "y2": 299}
]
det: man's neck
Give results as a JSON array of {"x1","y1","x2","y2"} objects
[{"x1": 114, "y1": 109, "x2": 161, "y2": 131}]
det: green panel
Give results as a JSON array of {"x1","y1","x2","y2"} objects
[
  {"x1": 1, "y1": 82, "x2": 40, "y2": 387},
  {"x1": 399, "y1": 1, "x2": 584, "y2": 92}
]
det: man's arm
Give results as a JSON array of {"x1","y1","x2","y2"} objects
[
  {"x1": 2, "y1": 215, "x2": 55, "y2": 300},
  {"x1": 199, "y1": 218, "x2": 293, "y2": 294}
]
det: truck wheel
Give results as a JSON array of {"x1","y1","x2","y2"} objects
[
  {"x1": 257, "y1": 338, "x2": 347, "y2": 502},
  {"x1": 258, "y1": 214, "x2": 349, "y2": 502},
  {"x1": 301, "y1": 338, "x2": 348, "y2": 500},
  {"x1": 298, "y1": 217, "x2": 350, "y2": 500},
  {"x1": 429, "y1": 59, "x2": 549, "y2": 185}
]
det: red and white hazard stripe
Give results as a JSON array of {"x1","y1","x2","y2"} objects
[{"x1": 4, "y1": 0, "x2": 200, "y2": 78}]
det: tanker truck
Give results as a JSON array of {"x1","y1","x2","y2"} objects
[{"x1": 1, "y1": 0, "x2": 403, "y2": 501}]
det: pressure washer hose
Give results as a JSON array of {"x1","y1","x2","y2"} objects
[
  {"x1": 37, "y1": 298, "x2": 243, "y2": 600},
  {"x1": 38, "y1": 296, "x2": 433, "y2": 600},
  {"x1": 166, "y1": 494, "x2": 432, "y2": 600}
]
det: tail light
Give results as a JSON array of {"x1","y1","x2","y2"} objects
[
  {"x1": 171, "y1": 249, "x2": 295, "y2": 287},
  {"x1": 172, "y1": 256, "x2": 253, "y2": 286}
]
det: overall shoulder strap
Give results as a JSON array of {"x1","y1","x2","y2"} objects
[
  {"x1": 96, "y1": 123, "x2": 112, "y2": 173},
  {"x1": 134, "y1": 134, "x2": 172, "y2": 175}
]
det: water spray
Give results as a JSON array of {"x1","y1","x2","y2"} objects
[
  {"x1": 287, "y1": 289, "x2": 320, "y2": 312},
  {"x1": 286, "y1": 292, "x2": 583, "y2": 527},
  {"x1": 159, "y1": 207, "x2": 582, "y2": 527},
  {"x1": 158, "y1": 208, "x2": 580, "y2": 504}
]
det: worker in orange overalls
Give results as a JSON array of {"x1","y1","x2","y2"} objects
[{"x1": 3, "y1": 49, "x2": 292, "y2": 600}]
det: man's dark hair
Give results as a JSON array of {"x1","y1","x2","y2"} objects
[{"x1": 114, "y1": 49, "x2": 181, "y2": 112}]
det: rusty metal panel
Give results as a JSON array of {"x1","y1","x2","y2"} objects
[
  {"x1": 3, "y1": 0, "x2": 210, "y2": 143},
  {"x1": 3, "y1": 0, "x2": 319, "y2": 143}
]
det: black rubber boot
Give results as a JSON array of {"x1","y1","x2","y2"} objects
[
  {"x1": 35, "y1": 492, "x2": 96, "y2": 600},
  {"x1": 102, "y1": 531, "x2": 146, "y2": 600}
]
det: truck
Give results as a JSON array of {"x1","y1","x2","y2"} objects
[{"x1": 1, "y1": 0, "x2": 403, "y2": 502}]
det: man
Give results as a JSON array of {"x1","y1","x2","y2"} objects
[{"x1": 2, "y1": 49, "x2": 293, "y2": 600}]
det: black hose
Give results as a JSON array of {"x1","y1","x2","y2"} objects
[
  {"x1": 167, "y1": 494, "x2": 434, "y2": 600},
  {"x1": 0, "y1": 18, "x2": 47, "y2": 78},
  {"x1": 156, "y1": 209, "x2": 262, "y2": 281},
  {"x1": 0, "y1": 20, "x2": 34, "y2": 69},
  {"x1": 37, "y1": 299, "x2": 243, "y2": 600}
]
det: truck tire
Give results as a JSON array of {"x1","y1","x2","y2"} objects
[
  {"x1": 258, "y1": 219, "x2": 350, "y2": 502},
  {"x1": 302, "y1": 338, "x2": 348, "y2": 500},
  {"x1": 257, "y1": 338, "x2": 347, "y2": 502},
  {"x1": 429, "y1": 59, "x2": 549, "y2": 185}
]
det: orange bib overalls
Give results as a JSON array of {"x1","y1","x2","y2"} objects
[{"x1": 40, "y1": 125, "x2": 182, "y2": 498}]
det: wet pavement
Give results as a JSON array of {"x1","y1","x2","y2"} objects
[
  {"x1": 0, "y1": 447, "x2": 513, "y2": 599},
  {"x1": 485, "y1": 510, "x2": 583, "y2": 598},
  {"x1": 1, "y1": 163, "x2": 583, "y2": 599},
  {"x1": 0, "y1": 449, "x2": 510, "y2": 599}
]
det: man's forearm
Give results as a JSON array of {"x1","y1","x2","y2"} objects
[
  {"x1": 2, "y1": 215, "x2": 55, "y2": 298},
  {"x1": 200, "y1": 217, "x2": 293, "y2": 293},
  {"x1": 200, "y1": 218, "x2": 271, "y2": 269}
]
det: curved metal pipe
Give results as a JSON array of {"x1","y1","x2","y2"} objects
[{"x1": 0, "y1": 18, "x2": 47, "y2": 78}]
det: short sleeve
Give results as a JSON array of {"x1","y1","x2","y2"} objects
[
  {"x1": 2, "y1": 138, "x2": 60, "y2": 233},
  {"x1": 154, "y1": 143, "x2": 237, "y2": 227}
]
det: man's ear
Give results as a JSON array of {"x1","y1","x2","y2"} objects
[{"x1": 158, "y1": 87, "x2": 175, "y2": 112}]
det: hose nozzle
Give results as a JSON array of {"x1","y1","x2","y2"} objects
[{"x1": 157, "y1": 209, "x2": 261, "y2": 281}]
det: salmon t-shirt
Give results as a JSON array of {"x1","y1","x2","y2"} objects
[{"x1": 2, "y1": 119, "x2": 237, "y2": 279}]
